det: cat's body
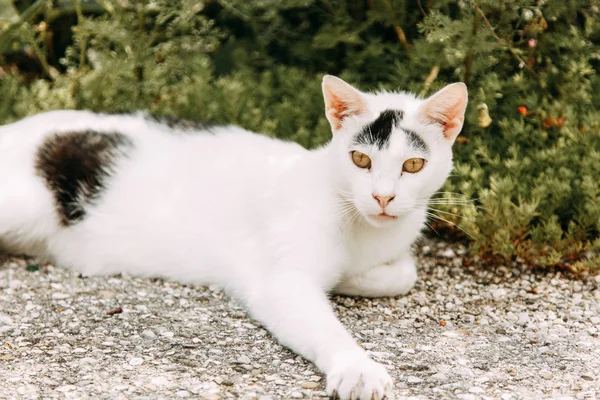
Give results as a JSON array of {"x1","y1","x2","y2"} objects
[{"x1": 0, "y1": 76, "x2": 467, "y2": 399}]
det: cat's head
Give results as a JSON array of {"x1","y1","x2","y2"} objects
[{"x1": 322, "y1": 75, "x2": 468, "y2": 228}]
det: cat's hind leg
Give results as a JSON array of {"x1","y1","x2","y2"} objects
[{"x1": 0, "y1": 141, "x2": 58, "y2": 256}]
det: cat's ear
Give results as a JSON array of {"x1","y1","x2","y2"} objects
[
  {"x1": 322, "y1": 75, "x2": 368, "y2": 131},
  {"x1": 419, "y1": 83, "x2": 468, "y2": 141}
]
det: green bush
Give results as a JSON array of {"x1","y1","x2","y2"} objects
[{"x1": 0, "y1": 0, "x2": 598, "y2": 271}]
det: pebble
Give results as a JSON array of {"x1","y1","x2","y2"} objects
[
  {"x1": 430, "y1": 373, "x2": 448, "y2": 381},
  {"x1": 51, "y1": 293, "x2": 70, "y2": 300},
  {"x1": 492, "y1": 288, "x2": 507, "y2": 299},
  {"x1": 236, "y1": 355, "x2": 251, "y2": 364},
  {"x1": 141, "y1": 330, "x2": 157, "y2": 339},
  {"x1": 442, "y1": 249, "x2": 456, "y2": 258},
  {"x1": 128, "y1": 357, "x2": 143, "y2": 366},
  {"x1": 469, "y1": 386, "x2": 485, "y2": 393},
  {"x1": 518, "y1": 313, "x2": 530, "y2": 324},
  {"x1": 301, "y1": 381, "x2": 319, "y2": 389},
  {"x1": 540, "y1": 370, "x2": 553, "y2": 380}
]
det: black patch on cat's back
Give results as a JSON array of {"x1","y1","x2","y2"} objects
[
  {"x1": 353, "y1": 109, "x2": 404, "y2": 149},
  {"x1": 36, "y1": 130, "x2": 133, "y2": 226}
]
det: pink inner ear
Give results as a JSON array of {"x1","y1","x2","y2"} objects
[
  {"x1": 443, "y1": 117, "x2": 464, "y2": 140},
  {"x1": 422, "y1": 83, "x2": 468, "y2": 141},
  {"x1": 326, "y1": 97, "x2": 350, "y2": 131},
  {"x1": 322, "y1": 75, "x2": 367, "y2": 131}
]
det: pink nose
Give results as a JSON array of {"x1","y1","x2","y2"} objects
[{"x1": 373, "y1": 194, "x2": 395, "y2": 208}]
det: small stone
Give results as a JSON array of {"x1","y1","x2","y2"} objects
[
  {"x1": 150, "y1": 376, "x2": 172, "y2": 387},
  {"x1": 301, "y1": 381, "x2": 319, "y2": 389},
  {"x1": 518, "y1": 313, "x2": 531, "y2": 324},
  {"x1": 141, "y1": 330, "x2": 157, "y2": 339},
  {"x1": 176, "y1": 391, "x2": 190, "y2": 398},
  {"x1": 492, "y1": 288, "x2": 507, "y2": 299},
  {"x1": 52, "y1": 293, "x2": 70, "y2": 300},
  {"x1": 580, "y1": 375, "x2": 594, "y2": 381},
  {"x1": 469, "y1": 387, "x2": 485, "y2": 393},
  {"x1": 407, "y1": 376, "x2": 423, "y2": 384},
  {"x1": 236, "y1": 354, "x2": 251, "y2": 364},
  {"x1": 442, "y1": 330, "x2": 460, "y2": 338},
  {"x1": 540, "y1": 369, "x2": 553, "y2": 380},
  {"x1": 289, "y1": 392, "x2": 303, "y2": 399},
  {"x1": 106, "y1": 307, "x2": 123, "y2": 316},
  {"x1": 202, "y1": 394, "x2": 220, "y2": 400},
  {"x1": 430, "y1": 373, "x2": 448, "y2": 381},
  {"x1": 129, "y1": 357, "x2": 143, "y2": 366},
  {"x1": 102, "y1": 341, "x2": 115, "y2": 347},
  {"x1": 442, "y1": 249, "x2": 456, "y2": 258},
  {"x1": 160, "y1": 331, "x2": 174, "y2": 338},
  {"x1": 54, "y1": 385, "x2": 76, "y2": 392}
]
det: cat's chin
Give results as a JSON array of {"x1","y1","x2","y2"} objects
[{"x1": 363, "y1": 213, "x2": 399, "y2": 227}]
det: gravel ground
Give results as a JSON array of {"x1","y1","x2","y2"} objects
[{"x1": 1, "y1": 238, "x2": 599, "y2": 400}]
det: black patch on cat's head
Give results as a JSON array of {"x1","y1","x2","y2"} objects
[
  {"x1": 353, "y1": 109, "x2": 404, "y2": 150},
  {"x1": 146, "y1": 114, "x2": 219, "y2": 133},
  {"x1": 36, "y1": 130, "x2": 133, "y2": 226},
  {"x1": 403, "y1": 128, "x2": 430, "y2": 155},
  {"x1": 353, "y1": 109, "x2": 429, "y2": 154}
]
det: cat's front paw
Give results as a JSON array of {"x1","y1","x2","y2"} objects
[{"x1": 326, "y1": 357, "x2": 393, "y2": 399}]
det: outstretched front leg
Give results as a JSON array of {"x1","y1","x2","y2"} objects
[
  {"x1": 333, "y1": 255, "x2": 418, "y2": 298},
  {"x1": 233, "y1": 268, "x2": 393, "y2": 400}
]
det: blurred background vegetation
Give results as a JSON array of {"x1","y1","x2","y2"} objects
[{"x1": 0, "y1": 0, "x2": 599, "y2": 271}]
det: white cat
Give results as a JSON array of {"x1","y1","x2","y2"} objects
[{"x1": 0, "y1": 75, "x2": 467, "y2": 399}]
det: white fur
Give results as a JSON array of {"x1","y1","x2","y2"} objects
[{"x1": 0, "y1": 79, "x2": 465, "y2": 399}]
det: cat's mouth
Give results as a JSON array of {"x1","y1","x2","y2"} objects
[{"x1": 374, "y1": 212, "x2": 397, "y2": 221}]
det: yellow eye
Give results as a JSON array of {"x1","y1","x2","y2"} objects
[
  {"x1": 403, "y1": 158, "x2": 426, "y2": 173},
  {"x1": 351, "y1": 151, "x2": 371, "y2": 169}
]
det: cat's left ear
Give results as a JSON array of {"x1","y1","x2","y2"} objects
[
  {"x1": 419, "y1": 83, "x2": 468, "y2": 142},
  {"x1": 322, "y1": 75, "x2": 369, "y2": 132}
]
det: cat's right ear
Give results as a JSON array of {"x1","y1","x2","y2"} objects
[{"x1": 322, "y1": 75, "x2": 368, "y2": 132}]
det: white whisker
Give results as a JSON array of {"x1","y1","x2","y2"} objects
[{"x1": 425, "y1": 211, "x2": 476, "y2": 240}]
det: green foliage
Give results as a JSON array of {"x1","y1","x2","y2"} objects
[{"x1": 0, "y1": 0, "x2": 598, "y2": 270}]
